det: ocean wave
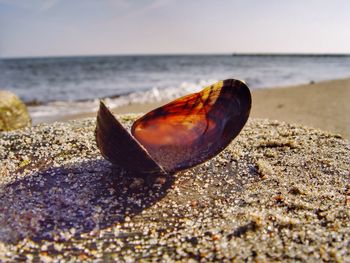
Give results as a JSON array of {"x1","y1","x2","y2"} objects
[{"x1": 28, "y1": 79, "x2": 217, "y2": 123}]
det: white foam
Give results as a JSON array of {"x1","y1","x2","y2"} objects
[{"x1": 29, "y1": 79, "x2": 218, "y2": 124}]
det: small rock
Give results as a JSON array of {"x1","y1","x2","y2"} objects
[
  {"x1": 0, "y1": 90, "x2": 31, "y2": 131},
  {"x1": 256, "y1": 159, "x2": 274, "y2": 178}
]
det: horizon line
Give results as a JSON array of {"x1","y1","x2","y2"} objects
[{"x1": 2, "y1": 52, "x2": 350, "y2": 60}]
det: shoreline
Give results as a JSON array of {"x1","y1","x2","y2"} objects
[
  {"x1": 30, "y1": 77, "x2": 350, "y2": 139},
  {"x1": 251, "y1": 78, "x2": 350, "y2": 139}
]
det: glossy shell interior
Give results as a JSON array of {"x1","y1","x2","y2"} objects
[
  {"x1": 131, "y1": 79, "x2": 251, "y2": 173},
  {"x1": 95, "y1": 79, "x2": 251, "y2": 175}
]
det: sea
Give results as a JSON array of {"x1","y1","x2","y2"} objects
[{"x1": 0, "y1": 54, "x2": 350, "y2": 122}]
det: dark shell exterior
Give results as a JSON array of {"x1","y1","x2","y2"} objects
[
  {"x1": 96, "y1": 102, "x2": 167, "y2": 175},
  {"x1": 95, "y1": 79, "x2": 251, "y2": 175}
]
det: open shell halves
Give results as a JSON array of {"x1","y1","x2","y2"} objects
[{"x1": 95, "y1": 79, "x2": 251, "y2": 175}]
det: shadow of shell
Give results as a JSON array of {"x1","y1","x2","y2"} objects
[{"x1": 0, "y1": 159, "x2": 173, "y2": 243}]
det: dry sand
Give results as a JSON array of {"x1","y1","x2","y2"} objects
[
  {"x1": 0, "y1": 116, "x2": 349, "y2": 261},
  {"x1": 52, "y1": 77, "x2": 350, "y2": 139},
  {"x1": 251, "y1": 78, "x2": 350, "y2": 140}
]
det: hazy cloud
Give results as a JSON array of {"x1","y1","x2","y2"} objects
[
  {"x1": 0, "y1": 0, "x2": 59, "y2": 10},
  {"x1": 39, "y1": 0, "x2": 60, "y2": 11},
  {"x1": 1, "y1": 0, "x2": 350, "y2": 57}
]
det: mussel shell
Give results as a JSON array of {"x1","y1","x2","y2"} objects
[
  {"x1": 131, "y1": 79, "x2": 251, "y2": 173},
  {"x1": 95, "y1": 101, "x2": 166, "y2": 175},
  {"x1": 95, "y1": 79, "x2": 251, "y2": 175}
]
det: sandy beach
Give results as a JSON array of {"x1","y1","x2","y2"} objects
[
  {"x1": 46, "y1": 77, "x2": 350, "y2": 139},
  {"x1": 251, "y1": 78, "x2": 350, "y2": 140},
  {"x1": 0, "y1": 77, "x2": 349, "y2": 261},
  {"x1": 1, "y1": 116, "x2": 349, "y2": 261},
  {"x1": 2, "y1": 0, "x2": 349, "y2": 260}
]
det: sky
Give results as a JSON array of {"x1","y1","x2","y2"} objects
[{"x1": 1, "y1": 0, "x2": 350, "y2": 58}]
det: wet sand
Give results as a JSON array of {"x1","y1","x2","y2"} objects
[{"x1": 49, "y1": 77, "x2": 350, "y2": 139}]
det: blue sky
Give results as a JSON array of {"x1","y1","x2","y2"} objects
[{"x1": 1, "y1": 0, "x2": 350, "y2": 57}]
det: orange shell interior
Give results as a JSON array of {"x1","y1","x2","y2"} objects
[{"x1": 131, "y1": 80, "x2": 251, "y2": 173}]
